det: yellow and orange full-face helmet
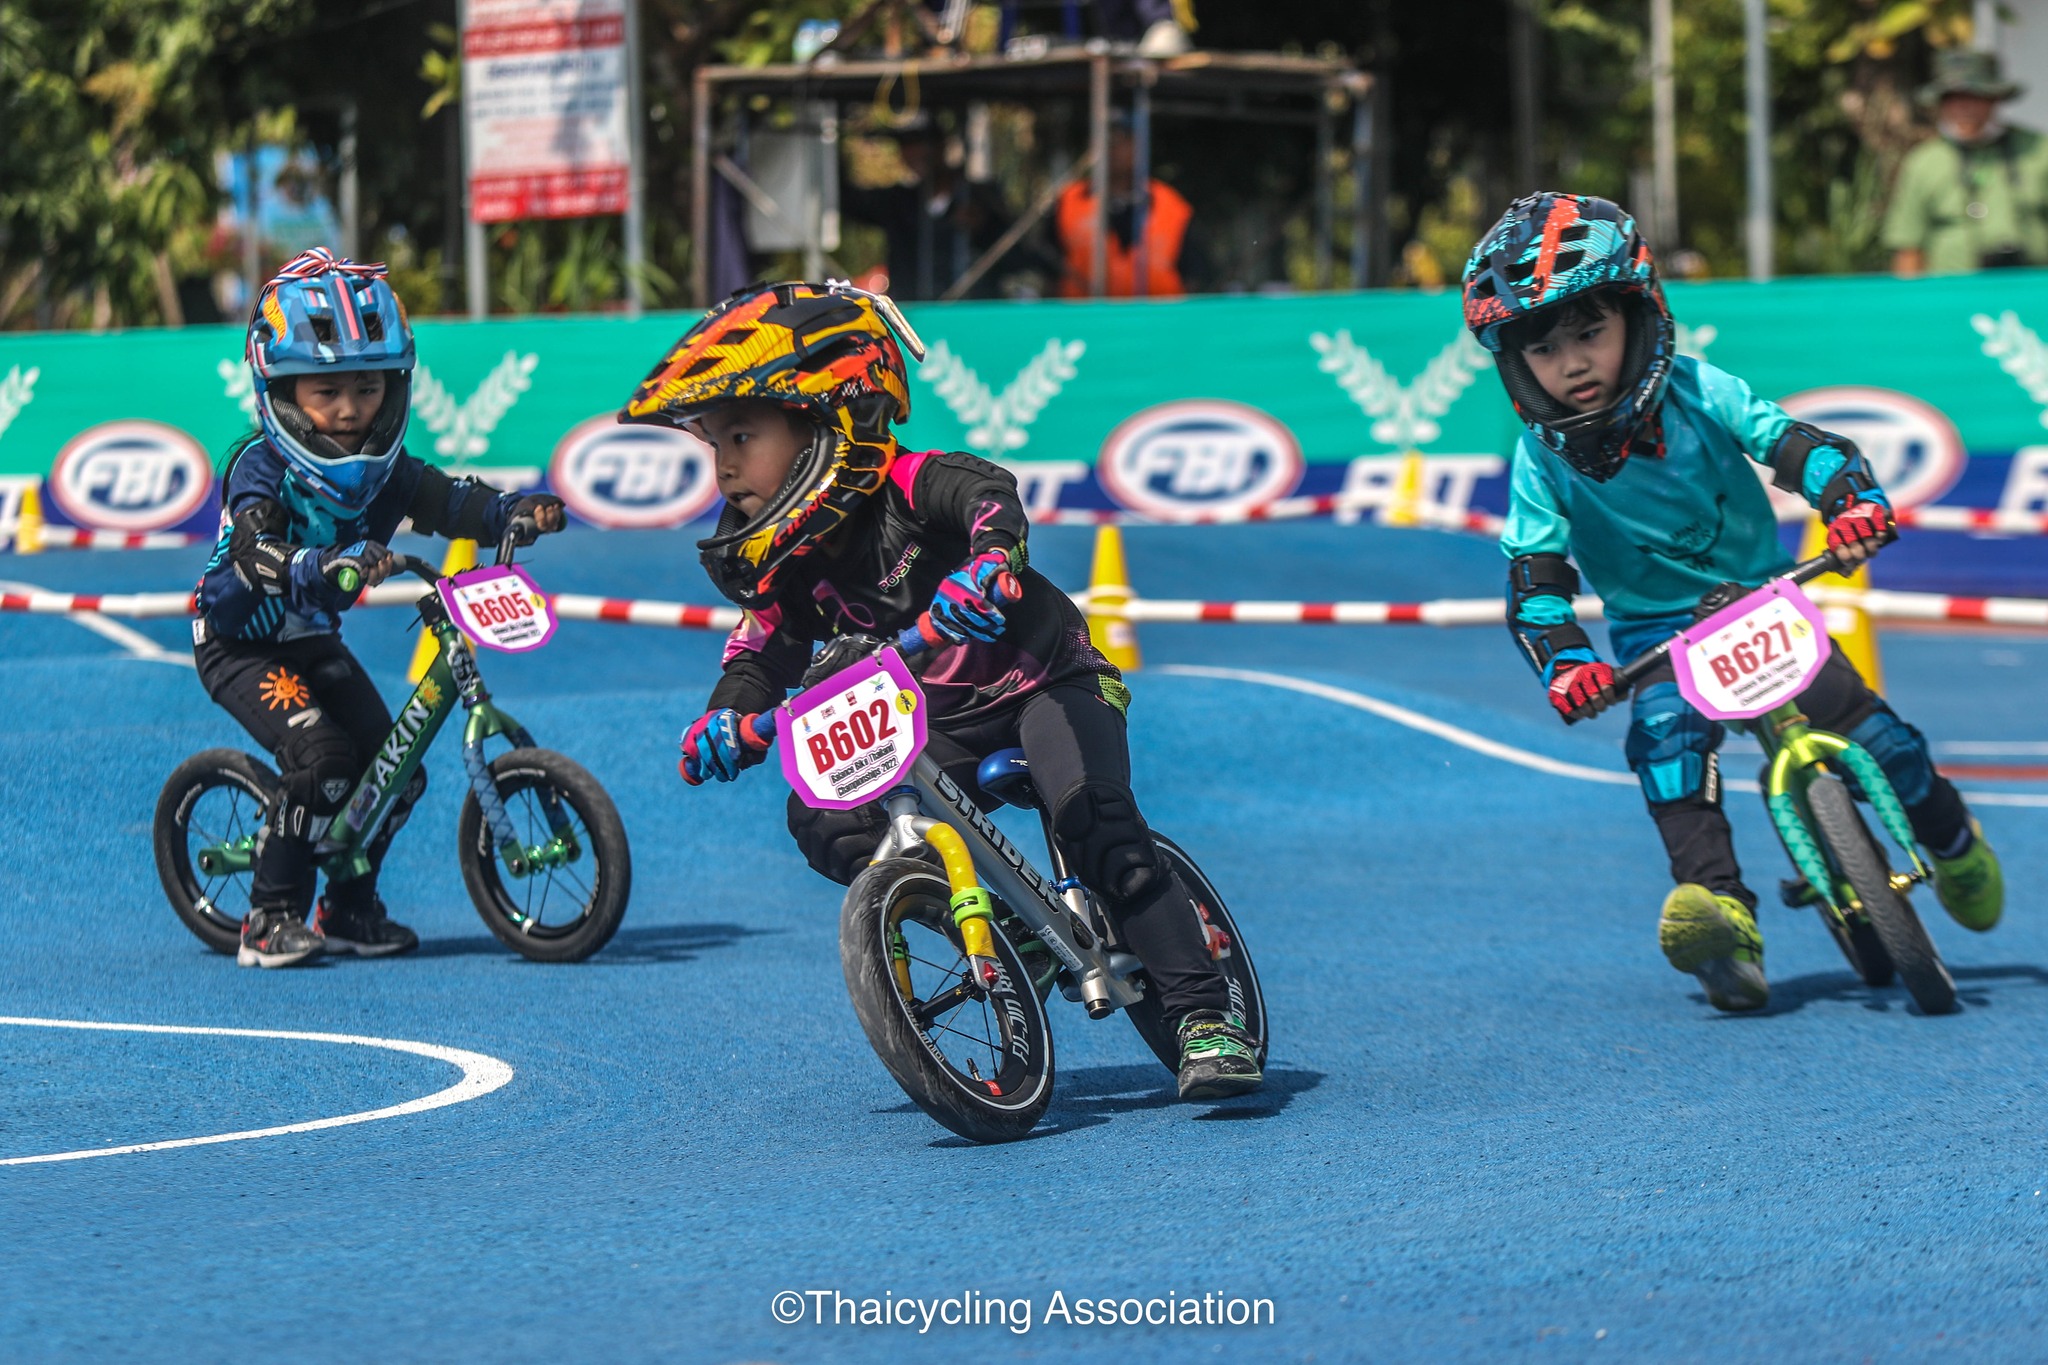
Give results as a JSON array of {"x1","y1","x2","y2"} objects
[{"x1": 620, "y1": 281, "x2": 926, "y2": 608}]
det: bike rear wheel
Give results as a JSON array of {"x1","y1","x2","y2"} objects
[
  {"x1": 841, "y1": 858, "x2": 1055, "y2": 1144},
  {"x1": 1124, "y1": 834, "x2": 1270, "y2": 1076},
  {"x1": 458, "y1": 748, "x2": 631, "y2": 962},
  {"x1": 1806, "y1": 773, "x2": 1955, "y2": 1015},
  {"x1": 154, "y1": 749, "x2": 277, "y2": 955}
]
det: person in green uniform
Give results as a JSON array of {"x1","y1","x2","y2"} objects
[{"x1": 1884, "y1": 50, "x2": 2048, "y2": 276}]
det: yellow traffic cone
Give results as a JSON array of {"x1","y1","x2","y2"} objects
[
  {"x1": 1085, "y1": 523, "x2": 1142, "y2": 673},
  {"x1": 407, "y1": 538, "x2": 477, "y2": 681},
  {"x1": 1385, "y1": 450, "x2": 1426, "y2": 528},
  {"x1": 1798, "y1": 515, "x2": 1883, "y2": 690},
  {"x1": 15, "y1": 480, "x2": 44, "y2": 554}
]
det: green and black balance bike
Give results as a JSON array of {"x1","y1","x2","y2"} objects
[
  {"x1": 154, "y1": 522, "x2": 631, "y2": 962},
  {"x1": 1590, "y1": 554, "x2": 1955, "y2": 1014}
]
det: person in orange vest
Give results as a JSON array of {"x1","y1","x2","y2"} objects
[{"x1": 1055, "y1": 118, "x2": 1194, "y2": 298}]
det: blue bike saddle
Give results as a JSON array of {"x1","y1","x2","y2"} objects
[{"x1": 976, "y1": 748, "x2": 1038, "y2": 809}]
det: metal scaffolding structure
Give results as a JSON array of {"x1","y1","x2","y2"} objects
[{"x1": 688, "y1": 48, "x2": 1373, "y2": 307}]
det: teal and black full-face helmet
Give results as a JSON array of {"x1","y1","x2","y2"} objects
[{"x1": 1462, "y1": 193, "x2": 1675, "y2": 482}]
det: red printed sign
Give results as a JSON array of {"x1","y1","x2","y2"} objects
[{"x1": 463, "y1": 0, "x2": 631, "y2": 224}]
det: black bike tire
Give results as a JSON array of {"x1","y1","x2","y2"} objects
[
  {"x1": 1814, "y1": 901, "x2": 1896, "y2": 988},
  {"x1": 1123, "y1": 834, "x2": 1270, "y2": 1076},
  {"x1": 458, "y1": 749, "x2": 632, "y2": 963},
  {"x1": 154, "y1": 749, "x2": 278, "y2": 955},
  {"x1": 1806, "y1": 774, "x2": 1956, "y2": 1015},
  {"x1": 841, "y1": 858, "x2": 1055, "y2": 1144}
]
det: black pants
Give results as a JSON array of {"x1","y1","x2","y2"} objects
[
  {"x1": 195, "y1": 632, "x2": 422, "y2": 915},
  {"x1": 788, "y1": 679, "x2": 1232, "y2": 1024}
]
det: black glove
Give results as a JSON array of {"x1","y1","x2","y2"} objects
[
  {"x1": 314, "y1": 539, "x2": 393, "y2": 592},
  {"x1": 508, "y1": 494, "x2": 566, "y2": 544}
]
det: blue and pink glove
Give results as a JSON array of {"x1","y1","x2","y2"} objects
[
  {"x1": 927, "y1": 550, "x2": 1012, "y2": 644},
  {"x1": 1548, "y1": 659, "x2": 1616, "y2": 722},
  {"x1": 679, "y1": 708, "x2": 766, "y2": 785}
]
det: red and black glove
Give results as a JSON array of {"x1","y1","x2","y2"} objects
[
  {"x1": 1547, "y1": 660, "x2": 1617, "y2": 723},
  {"x1": 1825, "y1": 496, "x2": 1895, "y2": 567}
]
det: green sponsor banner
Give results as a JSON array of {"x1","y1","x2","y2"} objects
[{"x1": 5, "y1": 272, "x2": 2048, "y2": 532}]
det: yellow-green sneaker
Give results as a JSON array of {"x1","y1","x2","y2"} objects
[
  {"x1": 1933, "y1": 820, "x2": 2003, "y2": 932},
  {"x1": 1659, "y1": 883, "x2": 1769, "y2": 1012}
]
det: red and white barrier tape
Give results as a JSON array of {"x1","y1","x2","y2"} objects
[
  {"x1": 16, "y1": 529, "x2": 205, "y2": 552},
  {"x1": 1894, "y1": 506, "x2": 2048, "y2": 536},
  {"x1": 1034, "y1": 499, "x2": 1506, "y2": 533},
  {"x1": 0, "y1": 584, "x2": 745, "y2": 630},
  {"x1": 9, "y1": 582, "x2": 2046, "y2": 630}
]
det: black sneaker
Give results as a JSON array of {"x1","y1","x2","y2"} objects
[
  {"x1": 1176, "y1": 1009, "x2": 1264, "y2": 1100},
  {"x1": 315, "y1": 892, "x2": 419, "y2": 957},
  {"x1": 239, "y1": 908, "x2": 325, "y2": 969}
]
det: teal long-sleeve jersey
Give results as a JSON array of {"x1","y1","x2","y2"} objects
[{"x1": 1500, "y1": 355, "x2": 1885, "y2": 679}]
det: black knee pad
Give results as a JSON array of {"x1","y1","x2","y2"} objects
[
  {"x1": 787, "y1": 794, "x2": 889, "y2": 886},
  {"x1": 1050, "y1": 779, "x2": 1164, "y2": 905},
  {"x1": 274, "y1": 726, "x2": 359, "y2": 839}
]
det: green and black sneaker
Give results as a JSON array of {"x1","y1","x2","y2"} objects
[
  {"x1": 1932, "y1": 820, "x2": 2003, "y2": 932},
  {"x1": 1176, "y1": 1009, "x2": 1263, "y2": 1100},
  {"x1": 1659, "y1": 883, "x2": 1768, "y2": 1013}
]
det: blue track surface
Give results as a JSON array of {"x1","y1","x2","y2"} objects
[{"x1": 4, "y1": 523, "x2": 2048, "y2": 1363}]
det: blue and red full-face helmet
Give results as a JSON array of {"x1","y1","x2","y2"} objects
[
  {"x1": 246, "y1": 248, "x2": 415, "y2": 516},
  {"x1": 1462, "y1": 193, "x2": 1675, "y2": 482}
]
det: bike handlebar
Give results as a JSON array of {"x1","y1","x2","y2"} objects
[
  {"x1": 1605, "y1": 552, "x2": 1842, "y2": 695},
  {"x1": 334, "y1": 554, "x2": 451, "y2": 596},
  {"x1": 742, "y1": 570, "x2": 1023, "y2": 747}
]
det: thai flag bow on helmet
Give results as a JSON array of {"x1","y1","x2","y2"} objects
[{"x1": 246, "y1": 248, "x2": 416, "y2": 515}]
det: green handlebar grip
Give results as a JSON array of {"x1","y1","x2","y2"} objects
[{"x1": 336, "y1": 566, "x2": 360, "y2": 594}]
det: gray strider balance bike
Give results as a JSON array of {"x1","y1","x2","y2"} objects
[
  {"x1": 154, "y1": 518, "x2": 632, "y2": 963},
  {"x1": 742, "y1": 574, "x2": 1266, "y2": 1143}
]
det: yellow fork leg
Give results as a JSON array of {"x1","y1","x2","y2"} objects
[{"x1": 923, "y1": 823, "x2": 998, "y2": 967}]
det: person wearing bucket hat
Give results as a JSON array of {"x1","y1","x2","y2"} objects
[{"x1": 1883, "y1": 49, "x2": 2048, "y2": 275}]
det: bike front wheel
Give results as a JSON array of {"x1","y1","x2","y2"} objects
[
  {"x1": 1806, "y1": 773, "x2": 1955, "y2": 1015},
  {"x1": 153, "y1": 749, "x2": 278, "y2": 955},
  {"x1": 1123, "y1": 834, "x2": 1270, "y2": 1076},
  {"x1": 458, "y1": 748, "x2": 631, "y2": 962},
  {"x1": 841, "y1": 858, "x2": 1056, "y2": 1144}
]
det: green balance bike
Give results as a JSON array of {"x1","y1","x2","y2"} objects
[
  {"x1": 154, "y1": 524, "x2": 631, "y2": 962},
  {"x1": 1594, "y1": 554, "x2": 1954, "y2": 1014}
]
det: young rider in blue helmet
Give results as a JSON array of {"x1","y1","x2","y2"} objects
[
  {"x1": 195, "y1": 248, "x2": 565, "y2": 968},
  {"x1": 1463, "y1": 193, "x2": 2003, "y2": 1012}
]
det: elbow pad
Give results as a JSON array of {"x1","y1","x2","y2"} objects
[
  {"x1": 1507, "y1": 553, "x2": 1595, "y2": 680},
  {"x1": 1769, "y1": 422, "x2": 1886, "y2": 519},
  {"x1": 228, "y1": 499, "x2": 293, "y2": 598}
]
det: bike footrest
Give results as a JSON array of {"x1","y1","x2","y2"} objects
[{"x1": 1779, "y1": 876, "x2": 1823, "y2": 909}]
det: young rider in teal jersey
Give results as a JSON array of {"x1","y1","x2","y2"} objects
[{"x1": 1462, "y1": 193, "x2": 2004, "y2": 1012}]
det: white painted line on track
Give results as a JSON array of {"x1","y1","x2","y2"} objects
[
  {"x1": 1160, "y1": 664, "x2": 2048, "y2": 808},
  {"x1": 0, "y1": 580, "x2": 193, "y2": 668},
  {"x1": 0, "y1": 1017, "x2": 514, "y2": 1166}
]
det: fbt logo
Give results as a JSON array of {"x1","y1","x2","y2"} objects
[
  {"x1": 1096, "y1": 400, "x2": 1304, "y2": 520},
  {"x1": 549, "y1": 415, "x2": 720, "y2": 529},
  {"x1": 1771, "y1": 387, "x2": 1966, "y2": 519},
  {"x1": 49, "y1": 420, "x2": 214, "y2": 531}
]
